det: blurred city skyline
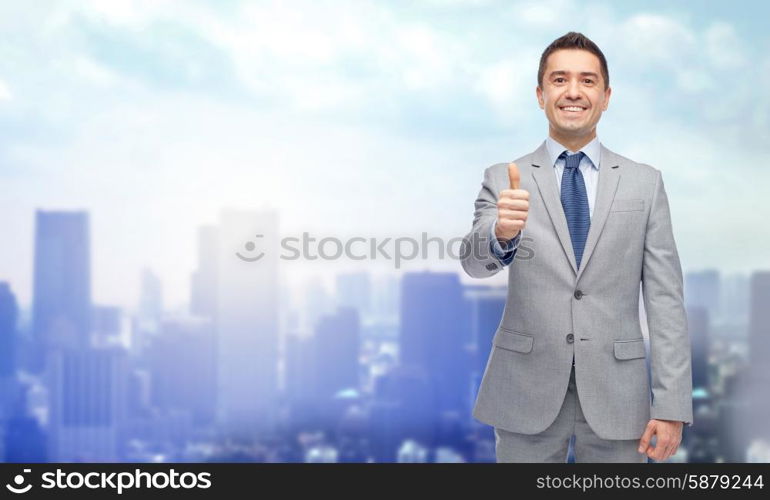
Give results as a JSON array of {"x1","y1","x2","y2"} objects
[{"x1": 0, "y1": 205, "x2": 768, "y2": 462}]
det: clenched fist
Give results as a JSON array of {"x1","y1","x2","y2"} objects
[{"x1": 494, "y1": 162, "x2": 530, "y2": 243}]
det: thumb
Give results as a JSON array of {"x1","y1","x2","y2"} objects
[{"x1": 508, "y1": 162, "x2": 520, "y2": 190}]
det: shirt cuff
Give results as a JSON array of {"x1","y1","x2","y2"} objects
[{"x1": 490, "y1": 221, "x2": 521, "y2": 260}]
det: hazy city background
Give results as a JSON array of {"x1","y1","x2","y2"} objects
[{"x1": 1, "y1": 0, "x2": 769, "y2": 462}]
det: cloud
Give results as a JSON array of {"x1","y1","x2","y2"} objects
[
  {"x1": 0, "y1": 78, "x2": 11, "y2": 100},
  {"x1": 705, "y1": 21, "x2": 748, "y2": 69},
  {"x1": 515, "y1": 0, "x2": 576, "y2": 28},
  {"x1": 619, "y1": 13, "x2": 696, "y2": 66},
  {"x1": 68, "y1": 56, "x2": 123, "y2": 87},
  {"x1": 472, "y1": 51, "x2": 539, "y2": 123}
]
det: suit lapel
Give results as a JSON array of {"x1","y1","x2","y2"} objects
[
  {"x1": 575, "y1": 144, "x2": 620, "y2": 282},
  {"x1": 530, "y1": 141, "x2": 621, "y2": 280},
  {"x1": 531, "y1": 141, "x2": 578, "y2": 275}
]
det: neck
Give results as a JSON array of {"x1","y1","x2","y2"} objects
[{"x1": 549, "y1": 127, "x2": 596, "y2": 152}]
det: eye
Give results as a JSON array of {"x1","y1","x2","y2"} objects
[
  {"x1": 554, "y1": 77, "x2": 566, "y2": 83},
  {"x1": 583, "y1": 79, "x2": 594, "y2": 84}
]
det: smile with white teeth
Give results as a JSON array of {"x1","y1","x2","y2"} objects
[{"x1": 560, "y1": 106, "x2": 586, "y2": 112}]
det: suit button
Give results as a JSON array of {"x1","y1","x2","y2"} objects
[
  {"x1": 486, "y1": 263, "x2": 498, "y2": 271},
  {"x1": 566, "y1": 333, "x2": 574, "y2": 343},
  {"x1": 574, "y1": 290, "x2": 583, "y2": 300}
]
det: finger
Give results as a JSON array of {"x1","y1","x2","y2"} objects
[
  {"x1": 497, "y1": 219, "x2": 525, "y2": 232},
  {"x1": 663, "y1": 440, "x2": 679, "y2": 461},
  {"x1": 499, "y1": 209, "x2": 528, "y2": 221},
  {"x1": 638, "y1": 424, "x2": 655, "y2": 453},
  {"x1": 498, "y1": 199, "x2": 530, "y2": 210},
  {"x1": 508, "y1": 162, "x2": 520, "y2": 190},
  {"x1": 659, "y1": 433, "x2": 678, "y2": 460},
  {"x1": 667, "y1": 442, "x2": 680, "y2": 460},
  {"x1": 652, "y1": 441, "x2": 669, "y2": 461},
  {"x1": 499, "y1": 188, "x2": 530, "y2": 200},
  {"x1": 645, "y1": 441, "x2": 663, "y2": 461},
  {"x1": 651, "y1": 438, "x2": 673, "y2": 461},
  {"x1": 497, "y1": 217, "x2": 526, "y2": 228}
]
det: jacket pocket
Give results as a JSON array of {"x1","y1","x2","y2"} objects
[
  {"x1": 614, "y1": 338, "x2": 646, "y2": 360},
  {"x1": 610, "y1": 198, "x2": 645, "y2": 212},
  {"x1": 494, "y1": 328, "x2": 534, "y2": 354}
]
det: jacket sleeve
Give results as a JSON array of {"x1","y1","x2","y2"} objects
[
  {"x1": 461, "y1": 164, "x2": 518, "y2": 278},
  {"x1": 490, "y1": 221, "x2": 522, "y2": 266},
  {"x1": 641, "y1": 168, "x2": 694, "y2": 426}
]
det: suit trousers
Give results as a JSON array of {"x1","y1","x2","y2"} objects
[{"x1": 494, "y1": 357, "x2": 648, "y2": 463}]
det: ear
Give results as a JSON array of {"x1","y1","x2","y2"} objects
[
  {"x1": 536, "y1": 86, "x2": 544, "y2": 109},
  {"x1": 602, "y1": 86, "x2": 612, "y2": 111}
]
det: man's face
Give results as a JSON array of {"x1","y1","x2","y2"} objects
[{"x1": 536, "y1": 49, "x2": 611, "y2": 139}]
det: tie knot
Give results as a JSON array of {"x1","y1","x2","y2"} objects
[{"x1": 561, "y1": 151, "x2": 585, "y2": 169}]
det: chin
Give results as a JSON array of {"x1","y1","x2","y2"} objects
[{"x1": 557, "y1": 123, "x2": 584, "y2": 132}]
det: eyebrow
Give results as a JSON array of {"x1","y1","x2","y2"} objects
[{"x1": 549, "y1": 70, "x2": 600, "y2": 79}]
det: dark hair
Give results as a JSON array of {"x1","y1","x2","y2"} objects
[{"x1": 537, "y1": 32, "x2": 609, "y2": 89}]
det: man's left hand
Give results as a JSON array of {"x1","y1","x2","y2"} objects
[{"x1": 638, "y1": 419, "x2": 683, "y2": 461}]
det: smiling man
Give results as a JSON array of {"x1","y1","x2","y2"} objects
[{"x1": 461, "y1": 32, "x2": 693, "y2": 463}]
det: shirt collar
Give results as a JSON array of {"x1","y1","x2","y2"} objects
[{"x1": 545, "y1": 135, "x2": 601, "y2": 170}]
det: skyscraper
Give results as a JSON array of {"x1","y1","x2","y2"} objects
[
  {"x1": 3, "y1": 414, "x2": 47, "y2": 462},
  {"x1": 371, "y1": 274, "x2": 400, "y2": 322},
  {"x1": 47, "y1": 347, "x2": 128, "y2": 461},
  {"x1": 216, "y1": 209, "x2": 279, "y2": 439},
  {"x1": 303, "y1": 277, "x2": 333, "y2": 333},
  {"x1": 32, "y1": 210, "x2": 92, "y2": 372},
  {"x1": 191, "y1": 225, "x2": 219, "y2": 318},
  {"x1": 742, "y1": 271, "x2": 770, "y2": 446},
  {"x1": 285, "y1": 332, "x2": 317, "y2": 406},
  {"x1": 720, "y1": 273, "x2": 750, "y2": 330},
  {"x1": 149, "y1": 318, "x2": 216, "y2": 426},
  {"x1": 685, "y1": 270, "x2": 720, "y2": 320},
  {"x1": 0, "y1": 282, "x2": 18, "y2": 378},
  {"x1": 748, "y1": 271, "x2": 770, "y2": 374},
  {"x1": 335, "y1": 272, "x2": 371, "y2": 319},
  {"x1": 0, "y1": 282, "x2": 20, "y2": 424},
  {"x1": 138, "y1": 269, "x2": 163, "y2": 324},
  {"x1": 314, "y1": 307, "x2": 360, "y2": 401},
  {"x1": 91, "y1": 305, "x2": 122, "y2": 346},
  {"x1": 132, "y1": 269, "x2": 164, "y2": 358},
  {"x1": 687, "y1": 306, "x2": 710, "y2": 390},
  {"x1": 398, "y1": 272, "x2": 472, "y2": 446}
]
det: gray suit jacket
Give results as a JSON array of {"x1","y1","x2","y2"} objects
[{"x1": 461, "y1": 140, "x2": 693, "y2": 440}]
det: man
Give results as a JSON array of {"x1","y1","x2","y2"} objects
[{"x1": 460, "y1": 32, "x2": 692, "y2": 463}]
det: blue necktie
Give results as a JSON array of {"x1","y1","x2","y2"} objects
[{"x1": 560, "y1": 151, "x2": 590, "y2": 269}]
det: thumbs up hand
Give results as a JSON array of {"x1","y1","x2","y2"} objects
[{"x1": 494, "y1": 162, "x2": 530, "y2": 242}]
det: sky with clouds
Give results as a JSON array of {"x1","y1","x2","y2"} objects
[{"x1": 0, "y1": 0, "x2": 768, "y2": 309}]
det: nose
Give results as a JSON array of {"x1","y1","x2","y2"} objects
[{"x1": 565, "y1": 79, "x2": 582, "y2": 100}]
